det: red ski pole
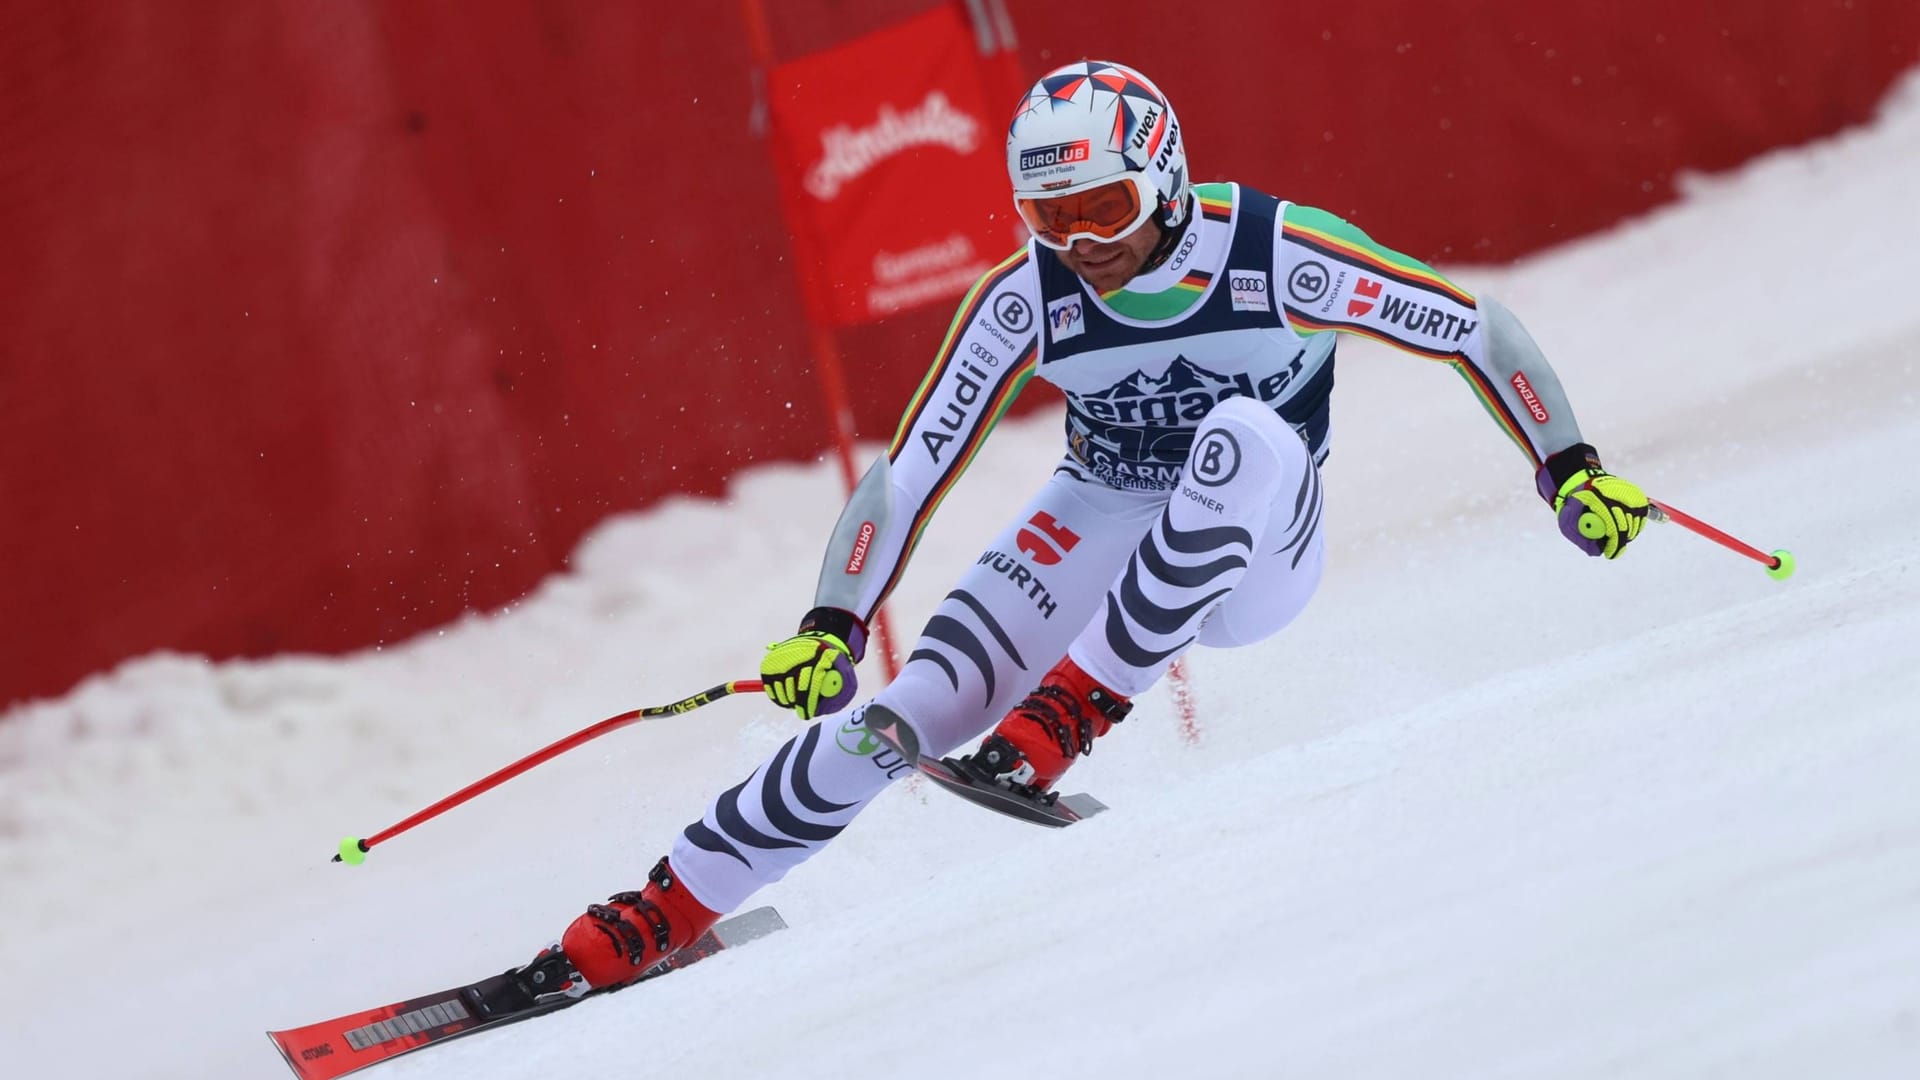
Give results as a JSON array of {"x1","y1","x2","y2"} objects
[
  {"x1": 333, "y1": 679, "x2": 762, "y2": 865},
  {"x1": 1647, "y1": 499, "x2": 1795, "y2": 581}
]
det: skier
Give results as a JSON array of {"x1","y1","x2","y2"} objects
[{"x1": 554, "y1": 60, "x2": 1649, "y2": 989}]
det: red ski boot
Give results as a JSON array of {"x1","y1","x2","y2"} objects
[
  {"x1": 966, "y1": 655, "x2": 1132, "y2": 792},
  {"x1": 560, "y1": 857, "x2": 721, "y2": 989}
]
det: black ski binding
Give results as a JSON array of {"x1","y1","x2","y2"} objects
[
  {"x1": 463, "y1": 945, "x2": 590, "y2": 1020},
  {"x1": 916, "y1": 752, "x2": 1108, "y2": 828}
]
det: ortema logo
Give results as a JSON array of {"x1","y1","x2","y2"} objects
[
  {"x1": 1229, "y1": 269, "x2": 1269, "y2": 313},
  {"x1": 806, "y1": 91, "x2": 981, "y2": 200},
  {"x1": 844, "y1": 520, "x2": 876, "y2": 573},
  {"x1": 1510, "y1": 372, "x2": 1550, "y2": 423},
  {"x1": 1047, "y1": 295, "x2": 1084, "y2": 343},
  {"x1": 1019, "y1": 139, "x2": 1090, "y2": 173}
]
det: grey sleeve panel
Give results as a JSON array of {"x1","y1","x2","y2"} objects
[
  {"x1": 812, "y1": 453, "x2": 896, "y2": 617},
  {"x1": 1471, "y1": 295, "x2": 1586, "y2": 461}
]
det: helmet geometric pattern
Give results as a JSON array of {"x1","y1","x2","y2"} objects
[{"x1": 1006, "y1": 60, "x2": 1191, "y2": 232}]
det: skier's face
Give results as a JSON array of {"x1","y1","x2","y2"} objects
[{"x1": 1059, "y1": 224, "x2": 1159, "y2": 293}]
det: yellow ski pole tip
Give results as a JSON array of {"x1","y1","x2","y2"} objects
[
  {"x1": 1766, "y1": 549, "x2": 1796, "y2": 582},
  {"x1": 336, "y1": 837, "x2": 368, "y2": 865}
]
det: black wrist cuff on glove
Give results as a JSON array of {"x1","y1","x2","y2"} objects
[
  {"x1": 798, "y1": 606, "x2": 867, "y2": 662},
  {"x1": 1537, "y1": 442, "x2": 1603, "y2": 504}
]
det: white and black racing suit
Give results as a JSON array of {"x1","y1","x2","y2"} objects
[{"x1": 669, "y1": 183, "x2": 1588, "y2": 911}]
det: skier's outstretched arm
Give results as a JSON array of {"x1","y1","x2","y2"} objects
[
  {"x1": 760, "y1": 248, "x2": 1042, "y2": 719},
  {"x1": 1273, "y1": 203, "x2": 1648, "y2": 560}
]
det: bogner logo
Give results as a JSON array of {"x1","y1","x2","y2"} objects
[
  {"x1": 1510, "y1": 371, "x2": 1550, "y2": 423},
  {"x1": 1019, "y1": 139, "x2": 1090, "y2": 173},
  {"x1": 806, "y1": 91, "x2": 982, "y2": 200},
  {"x1": 844, "y1": 520, "x2": 876, "y2": 573}
]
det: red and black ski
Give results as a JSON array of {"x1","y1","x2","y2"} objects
[{"x1": 267, "y1": 906, "x2": 785, "y2": 1080}]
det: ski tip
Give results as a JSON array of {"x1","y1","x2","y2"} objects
[{"x1": 335, "y1": 837, "x2": 368, "y2": 866}]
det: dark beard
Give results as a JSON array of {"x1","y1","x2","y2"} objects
[{"x1": 1135, "y1": 198, "x2": 1194, "y2": 275}]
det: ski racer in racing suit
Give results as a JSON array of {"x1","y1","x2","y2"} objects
[{"x1": 553, "y1": 61, "x2": 1650, "y2": 988}]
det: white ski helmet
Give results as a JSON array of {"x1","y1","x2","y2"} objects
[{"x1": 1006, "y1": 60, "x2": 1190, "y2": 250}]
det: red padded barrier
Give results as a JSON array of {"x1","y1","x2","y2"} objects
[{"x1": 1, "y1": 1, "x2": 1915, "y2": 706}]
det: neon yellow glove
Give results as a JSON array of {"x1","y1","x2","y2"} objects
[
  {"x1": 761, "y1": 607, "x2": 867, "y2": 720},
  {"x1": 1537, "y1": 444, "x2": 1648, "y2": 559}
]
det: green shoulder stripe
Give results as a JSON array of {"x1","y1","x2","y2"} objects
[{"x1": 1281, "y1": 204, "x2": 1472, "y2": 305}]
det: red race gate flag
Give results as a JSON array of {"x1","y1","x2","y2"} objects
[{"x1": 764, "y1": 4, "x2": 1018, "y2": 327}]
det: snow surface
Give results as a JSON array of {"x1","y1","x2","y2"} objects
[{"x1": 5, "y1": 74, "x2": 1920, "y2": 1080}]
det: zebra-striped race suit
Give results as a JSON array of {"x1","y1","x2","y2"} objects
[{"x1": 671, "y1": 183, "x2": 1592, "y2": 912}]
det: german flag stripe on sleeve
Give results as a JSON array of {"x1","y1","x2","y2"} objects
[
  {"x1": 1284, "y1": 226, "x2": 1476, "y2": 308},
  {"x1": 871, "y1": 342, "x2": 1039, "y2": 613},
  {"x1": 1449, "y1": 357, "x2": 1540, "y2": 466},
  {"x1": 888, "y1": 248, "x2": 1031, "y2": 459},
  {"x1": 1283, "y1": 310, "x2": 1460, "y2": 361},
  {"x1": 1281, "y1": 204, "x2": 1474, "y2": 308}
]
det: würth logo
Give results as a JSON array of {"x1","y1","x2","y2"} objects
[
  {"x1": 1345, "y1": 276, "x2": 1382, "y2": 317},
  {"x1": 844, "y1": 521, "x2": 876, "y2": 573},
  {"x1": 1015, "y1": 511, "x2": 1081, "y2": 566},
  {"x1": 1509, "y1": 371, "x2": 1550, "y2": 423}
]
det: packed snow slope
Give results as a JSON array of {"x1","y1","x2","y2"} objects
[{"x1": 5, "y1": 76, "x2": 1919, "y2": 1080}]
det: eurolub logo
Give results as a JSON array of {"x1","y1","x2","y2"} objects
[
  {"x1": 806, "y1": 91, "x2": 981, "y2": 200},
  {"x1": 1509, "y1": 371, "x2": 1550, "y2": 423},
  {"x1": 1018, "y1": 139, "x2": 1090, "y2": 173}
]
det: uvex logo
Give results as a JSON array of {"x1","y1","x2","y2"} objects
[
  {"x1": 1509, "y1": 371, "x2": 1550, "y2": 423},
  {"x1": 844, "y1": 521, "x2": 876, "y2": 573}
]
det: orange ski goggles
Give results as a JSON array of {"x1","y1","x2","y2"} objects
[{"x1": 1015, "y1": 176, "x2": 1157, "y2": 250}]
